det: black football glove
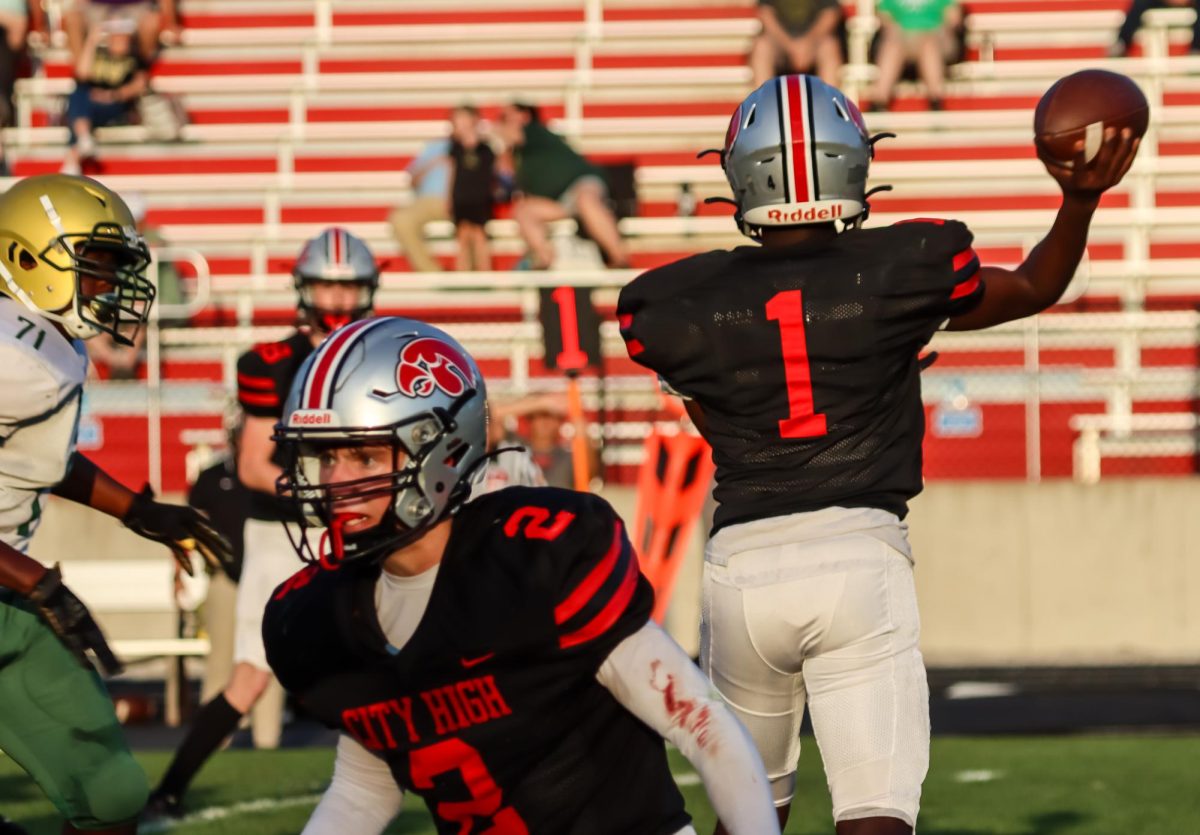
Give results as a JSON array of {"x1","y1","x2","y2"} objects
[
  {"x1": 28, "y1": 564, "x2": 123, "y2": 676},
  {"x1": 122, "y1": 485, "x2": 235, "y2": 578}
]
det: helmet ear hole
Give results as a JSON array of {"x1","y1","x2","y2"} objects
[{"x1": 17, "y1": 249, "x2": 36, "y2": 271}]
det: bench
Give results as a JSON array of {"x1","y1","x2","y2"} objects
[
  {"x1": 1070, "y1": 412, "x2": 1200, "y2": 483},
  {"x1": 57, "y1": 558, "x2": 210, "y2": 725}
]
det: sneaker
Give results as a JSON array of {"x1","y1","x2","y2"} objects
[
  {"x1": 76, "y1": 132, "x2": 96, "y2": 160},
  {"x1": 1107, "y1": 41, "x2": 1129, "y2": 58},
  {"x1": 60, "y1": 157, "x2": 81, "y2": 175},
  {"x1": 142, "y1": 789, "x2": 185, "y2": 822}
]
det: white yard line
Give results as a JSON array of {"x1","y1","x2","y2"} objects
[
  {"x1": 954, "y1": 769, "x2": 1004, "y2": 783},
  {"x1": 138, "y1": 792, "x2": 323, "y2": 833}
]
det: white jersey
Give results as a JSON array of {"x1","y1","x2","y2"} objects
[{"x1": 0, "y1": 297, "x2": 88, "y2": 553}]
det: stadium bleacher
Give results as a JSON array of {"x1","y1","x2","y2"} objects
[{"x1": 13, "y1": 0, "x2": 1198, "y2": 492}]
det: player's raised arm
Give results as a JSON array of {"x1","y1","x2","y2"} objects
[
  {"x1": 596, "y1": 622, "x2": 782, "y2": 835},
  {"x1": 948, "y1": 128, "x2": 1139, "y2": 332}
]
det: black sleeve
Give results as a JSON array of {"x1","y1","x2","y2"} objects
[
  {"x1": 617, "y1": 260, "x2": 712, "y2": 399},
  {"x1": 542, "y1": 491, "x2": 654, "y2": 666},
  {"x1": 187, "y1": 460, "x2": 248, "y2": 581},
  {"x1": 236, "y1": 344, "x2": 290, "y2": 418},
  {"x1": 889, "y1": 218, "x2": 985, "y2": 322}
]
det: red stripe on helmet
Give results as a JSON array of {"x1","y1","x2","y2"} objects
[
  {"x1": 786, "y1": 75, "x2": 810, "y2": 204},
  {"x1": 333, "y1": 228, "x2": 343, "y2": 265},
  {"x1": 304, "y1": 318, "x2": 374, "y2": 408}
]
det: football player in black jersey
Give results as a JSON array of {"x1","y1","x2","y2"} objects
[
  {"x1": 618, "y1": 75, "x2": 1139, "y2": 835},
  {"x1": 263, "y1": 316, "x2": 780, "y2": 835},
  {"x1": 146, "y1": 228, "x2": 380, "y2": 818}
]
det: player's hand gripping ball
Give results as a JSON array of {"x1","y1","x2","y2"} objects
[{"x1": 1034, "y1": 69, "x2": 1146, "y2": 197}]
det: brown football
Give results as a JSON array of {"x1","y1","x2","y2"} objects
[{"x1": 1033, "y1": 69, "x2": 1149, "y2": 166}]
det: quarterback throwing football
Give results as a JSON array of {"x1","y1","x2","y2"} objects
[
  {"x1": 263, "y1": 316, "x2": 780, "y2": 835},
  {"x1": 618, "y1": 75, "x2": 1138, "y2": 834}
]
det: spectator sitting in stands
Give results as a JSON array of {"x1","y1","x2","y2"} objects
[
  {"x1": 479, "y1": 397, "x2": 548, "y2": 494},
  {"x1": 750, "y1": 0, "x2": 844, "y2": 87},
  {"x1": 448, "y1": 105, "x2": 496, "y2": 271},
  {"x1": 494, "y1": 102, "x2": 630, "y2": 270},
  {"x1": 389, "y1": 135, "x2": 451, "y2": 272},
  {"x1": 61, "y1": 14, "x2": 149, "y2": 175},
  {"x1": 867, "y1": 0, "x2": 962, "y2": 111},
  {"x1": 492, "y1": 392, "x2": 600, "y2": 490},
  {"x1": 1110, "y1": 0, "x2": 1200, "y2": 56},
  {"x1": 65, "y1": 0, "x2": 180, "y2": 65}
]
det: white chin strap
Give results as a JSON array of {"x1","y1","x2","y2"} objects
[
  {"x1": 56, "y1": 306, "x2": 102, "y2": 339},
  {"x1": 28, "y1": 304, "x2": 101, "y2": 340}
]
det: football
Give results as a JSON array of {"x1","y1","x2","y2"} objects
[{"x1": 1033, "y1": 69, "x2": 1149, "y2": 166}]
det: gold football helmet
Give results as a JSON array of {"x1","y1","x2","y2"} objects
[{"x1": 0, "y1": 174, "x2": 154, "y2": 344}]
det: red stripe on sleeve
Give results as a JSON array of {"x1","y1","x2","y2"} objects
[
  {"x1": 950, "y1": 271, "x2": 981, "y2": 300},
  {"x1": 625, "y1": 338, "x2": 645, "y2": 357},
  {"x1": 239, "y1": 390, "x2": 281, "y2": 407},
  {"x1": 952, "y1": 247, "x2": 977, "y2": 272},
  {"x1": 238, "y1": 372, "x2": 276, "y2": 391},
  {"x1": 617, "y1": 313, "x2": 633, "y2": 330},
  {"x1": 555, "y1": 523, "x2": 624, "y2": 626},
  {"x1": 894, "y1": 217, "x2": 946, "y2": 226},
  {"x1": 558, "y1": 546, "x2": 639, "y2": 649}
]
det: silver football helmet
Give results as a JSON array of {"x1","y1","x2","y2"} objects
[
  {"x1": 292, "y1": 226, "x2": 379, "y2": 335},
  {"x1": 275, "y1": 316, "x2": 488, "y2": 566},
  {"x1": 710, "y1": 75, "x2": 879, "y2": 235}
]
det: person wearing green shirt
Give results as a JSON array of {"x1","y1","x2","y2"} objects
[
  {"x1": 495, "y1": 103, "x2": 630, "y2": 270},
  {"x1": 868, "y1": 0, "x2": 962, "y2": 112}
]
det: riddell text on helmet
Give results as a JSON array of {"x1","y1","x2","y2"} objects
[
  {"x1": 289, "y1": 410, "x2": 337, "y2": 426},
  {"x1": 768, "y1": 204, "x2": 843, "y2": 222}
]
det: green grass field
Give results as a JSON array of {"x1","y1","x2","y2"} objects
[{"x1": 2, "y1": 736, "x2": 1198, "y2": 834}]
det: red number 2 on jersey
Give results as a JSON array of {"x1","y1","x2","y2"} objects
[
  {"x1": 410, "y1": 738, "x2": 530, "y2": 834},
  {"x1": 765, "y1": 290, "x2": 828, "y2": 439}
]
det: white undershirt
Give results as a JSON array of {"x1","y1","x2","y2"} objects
[
  {"x1": 374, "y1": 563, "x2": 440, "y2": 654},
  {"x1": 302, "y1": 566, "x2": 778, "y2": 835}
]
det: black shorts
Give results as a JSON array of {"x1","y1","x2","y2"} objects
[{"x1": 453, "y1": 201, "x2": 493, "y2": 226}]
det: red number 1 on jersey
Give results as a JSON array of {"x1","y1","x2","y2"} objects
[{"x1": 765, "y1": 290, "x2": 828, "y2": 439}]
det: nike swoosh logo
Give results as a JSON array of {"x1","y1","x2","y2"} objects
[{"x1": 460, "y1": 652, "x2": 496, "y2": 668}]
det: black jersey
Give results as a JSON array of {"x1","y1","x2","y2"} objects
[
  {"x1": 235, "y1": 331, "x2": 313, "y2": 521},
  {"x1": 187, "y1": 457, "x2": 250, "y2": 582},
  {"x1": 618, "y1": 219, "x2": 985, "y2": 531},
  {"x1": 263, "y1": 487, "x2": 688, "y2": 835}
]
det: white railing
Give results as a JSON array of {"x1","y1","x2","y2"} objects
[
  {"x1": 117, "y1": 268, "x2": 1200, "y2": 488},
  {"x1": 1071, "y1": 412, "x2": 1200, "y2": 483}
]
